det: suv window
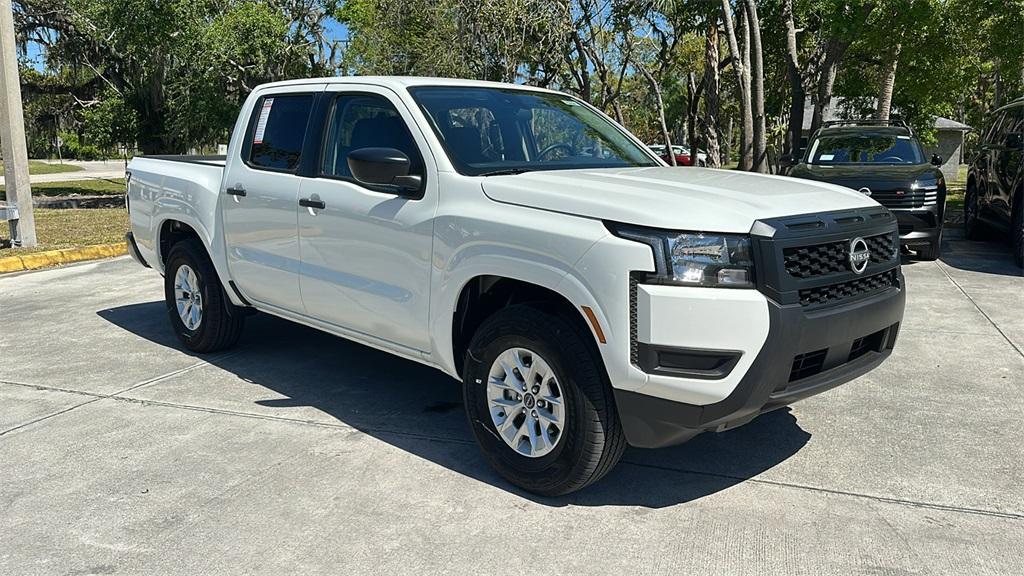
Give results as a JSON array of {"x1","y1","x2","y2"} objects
[
  {"x1": 321, "y1": 94, "x2": 423, "y2": 179},
  {"x1": 247, "y1": 94, "x2": 314, "y2": 171},
  {"x1": 805, "y1": 132, "x2": 924, "y2": 165}
]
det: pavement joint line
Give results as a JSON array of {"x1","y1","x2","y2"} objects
[
  {"x1": 620, "y1": 459, "x2": 1024, "y2": 521},
  {"x1": 0, "y1": 353, "x2": 238, "y2": 438},
  {"x1": 9, "y1": 380, "x2": 1020, "y2": 522},
  {"x1": 935, "y1": 262, "x2": 1024, "y2": 359}
]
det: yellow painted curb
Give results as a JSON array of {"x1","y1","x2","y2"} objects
[{"x1": 0, "y1": 242, "x2": 128, "y2": 274}]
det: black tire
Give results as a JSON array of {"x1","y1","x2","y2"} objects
[
  {"x1": 164, "y1": 239, "x2": 245, "y2": 352},
  {"x1": 1012, "y1": 196, "x2": 1024, "y2": 268},
  {"x1": 964, "y1": 183, "x2": 985, "y2": 240},
  {"x1": 462, "y1": 304, "x2": 626, "y2": 496},
  {"x1": 915, "y1": 238, "x2": 941, "y2": 261}
]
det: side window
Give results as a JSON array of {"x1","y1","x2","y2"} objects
[
  {"x1": 321, "y1": 94, "x2": 423, "y2": 179},
  {"x1": 247, "y1": 94, "x2": 313, "y2": 171},
  {"x1": 985, "y1": 111, "x2": 1008, "y2": 146}
]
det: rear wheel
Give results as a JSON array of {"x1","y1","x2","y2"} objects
[
  {"x1": 462, "y1": 305, "x2": 625, "y2": 496},
  {"x1": 164, "y1": 239, "x2": 245, "y2": 352}
]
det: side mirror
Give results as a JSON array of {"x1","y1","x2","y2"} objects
[
  {"x1": 347, "y1": 147, "x2": 422, "y2": 194},
  {"x1": 1006, "y1": 133, "x2": 1023, "y2": 150},
  {"x1": 930, "y1": 154, "x2": 943, "y2": 166},
  {"x1": 779, "y1": 154, "x2": 796, "y2": 167}
]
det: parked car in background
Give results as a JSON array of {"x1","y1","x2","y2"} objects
[
  {"x1": 966, "y1": 97, "x2": 1024, "y2": 267},
  {"x1": 785, "y1": 120, "x2": 947, "y2": 260},
  {"x1": 648, "y1": 144, "x2": 692, "y2": 166},
  {"x1": 125, "y1": 77, "x2": 905, "y2": 496},
  {"x1": 680, "y1": 147, "x2": 708, "y2": 166}
]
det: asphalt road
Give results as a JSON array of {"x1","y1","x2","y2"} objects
[{"x1": 2, "y1": 230, "x2": 1023, "y2": 575}]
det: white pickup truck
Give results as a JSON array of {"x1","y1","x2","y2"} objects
[{"x1": 126, "y1": 76, "x2": 905, "y2": 495}]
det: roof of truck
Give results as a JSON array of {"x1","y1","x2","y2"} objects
[{"x1": 255, "y1": 76, "x2": 561, "y2": 94}]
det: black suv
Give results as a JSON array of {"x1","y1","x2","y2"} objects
[
  {"x1": 786, "y1": 120, "x2": 946, "y2": 260},
  {"x1": 965, "y1": 98, "x2": 1024, "y2": 267}
]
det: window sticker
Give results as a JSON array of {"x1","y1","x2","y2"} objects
[
  {"x1": 819, "y1": 154, "x2": 835, "y2": 161},
  {"x1": 562, "y1": 99, "x2": 580, "y2": 106},
  {"x1": 253, "y1": 98, "x2": 274, "y2": 144},
  {"x1": 897, "y1": 135, "x2": 910, "y2": 139}
]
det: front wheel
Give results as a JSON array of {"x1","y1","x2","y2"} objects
[
  {"x1": 964, "y1": 184, "x2": 985, "y2": 240},
  {"x1": 164, "y1": 239, "x2": 245, "y2": 352},
  {"x1": 915, "y1": 238, "x2": 941, "y2": 261},
  {"x1": 462, "y1": 305, "x2": 626, "y2": 496}
]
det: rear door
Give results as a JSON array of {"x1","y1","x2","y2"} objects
[
  {"x1": 992, "y1": 105, "x2": 1024, "y2": 223},
  {"x1": 222, "y1": 89, "x2": 318, "y2": 311},
  {"x1": 296, "y1": 85, "x2": 438, "y2": 352}
]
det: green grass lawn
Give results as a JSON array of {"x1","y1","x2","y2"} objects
[
  {"x1": 0, "y1": 160, "x2": 84, "y2": 176},
  {"x1": 944, "y1": 164, "x2": 968, "y2": 222},
  {"x1": 0, "y1": 208, "x2": 128, "y2": 255},
  {"x1": 0, "y1": 178, "x2": 125, "y2": 198}
]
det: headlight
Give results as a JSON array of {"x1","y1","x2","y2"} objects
[{"x1": 609, "y1": 224, "x2": 755, "y2": 288}]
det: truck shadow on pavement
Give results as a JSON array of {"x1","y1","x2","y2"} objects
[{"x1": 98, "y1": 302, "x2": 811, "y2": 508}]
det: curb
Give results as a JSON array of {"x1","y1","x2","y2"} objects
[{"x1": 0, "y1": 242, "x2": 127, "y2": 274}]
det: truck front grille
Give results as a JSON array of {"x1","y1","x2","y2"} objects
[
  {"x1": 798, "y1": 269, "x2": 898, "y2": 307},
  {"x1": 753, "y1": 207, "x2": 902, "y2": 309},
  {"x1": 783, "y1": 232, "x2": 897, "y2": 279},
  {"x1": 869, "y1": 188, "x2": 938, "y2": 209}
]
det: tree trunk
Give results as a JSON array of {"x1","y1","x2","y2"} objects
[
  {"x1": 783, "y1": 0, "x2": 804, "y2": 157},
  {"x1": 687, "y1": 71, "x2": 699, "y2": 166},
  {"x1": 721, "y1": 0, "x2": 753, "y2": 170},
  {"x1": 639, "y1": 64, "x2": 675, "y2": 166},
  {"x1": 703, "y1": 21, "x2": 721, "y2": 168},
  {"x1": 744, "y1": 0, "x2": 767, "y2": 172},
  {"x1": 875, "y1": 42, "x2": 902, "y2": 119},
  {"x1": 811, "y1": 39, "x2": 844, "y2": 134}
]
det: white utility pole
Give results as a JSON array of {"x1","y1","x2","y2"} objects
[{"x1": 0, "y1": 0, "x2": 36, "y2": 247}]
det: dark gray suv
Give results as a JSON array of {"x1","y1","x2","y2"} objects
[{"x1": 966, "y1": 98, "x2": 1024, "y2": 267}]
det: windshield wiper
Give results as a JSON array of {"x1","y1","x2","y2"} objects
[{"x1": 477, "y1": 168, "x2": 534, "y2": 177}]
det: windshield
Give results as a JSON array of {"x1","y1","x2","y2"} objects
[
  {"x1": 409, "y1": 86, "x2": 659, "y2": 175},
  {"x1": 806, "y1": 133, "x2": 924, "y2": 165}
]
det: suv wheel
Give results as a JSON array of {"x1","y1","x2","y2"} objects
[
  {"x1": 164, "y1": 239, "x2": 245, "y2": 352},
  {"x1": 916, "y1": 237, "x2": 941, "y2": 261},
  {"x1": 1012, "y1": 196, "x2": 1024, "y2": 268},
  {"x1": 462, "y1": 305, "x2": 626, "y2": 496},
  {"x1": 964, "y1": 184, "x2": 985, "y2": 240}
]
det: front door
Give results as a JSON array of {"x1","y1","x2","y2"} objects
[
  {"x1": 297, "y1": 86, "x2": 437, "y2": 352},
  {"x1": 222, "y1": 91, "x2": 317, "y2": 311}
]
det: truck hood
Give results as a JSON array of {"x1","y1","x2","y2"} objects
[
  {"x1": 789, "y1": 163, "x2": 941, "y2": 191},
  {"x1": 480, "y1": 167, "x2": 878, "y2": 233}
]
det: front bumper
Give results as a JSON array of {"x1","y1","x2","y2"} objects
[
  {"x1": 616, "y1": 281, "x2": 904, "y2": 448},
  {"x1": 893, "y1": 207, "x2": 942, "y2": 247}
]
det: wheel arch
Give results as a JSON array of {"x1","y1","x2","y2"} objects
[{"x1": 447, "y1": 274, "x2": 604, "y2": 380}]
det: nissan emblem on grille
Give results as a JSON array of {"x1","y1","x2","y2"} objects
[
  {"x1": 848, "y1": 237, "x2": 871, "y2": 274},
  {"x1": 858, "y1": 187, "x2": 872, "y2": 197}
]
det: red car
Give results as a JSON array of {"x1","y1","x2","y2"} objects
[{"x1": 649, "y1": 144, "x2": 693, "y2": 166}]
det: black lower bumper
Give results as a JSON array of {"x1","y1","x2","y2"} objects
[
  {"x1": 125, "y1": 231, "x2": 150, "y2": 268},
  {"x1": 615, "y1": 279, "x2": 906, "y2": 449},
  {"x1": 894, "y1": 208, "x2": 942, "y2": 247}
]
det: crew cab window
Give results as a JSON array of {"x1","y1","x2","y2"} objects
[
  {"x1": 247, "y1": 94, "x2": 313, "y2": 171},
  {"x1": 321, "y1": 94, "x2": 424, "y2": 179}
]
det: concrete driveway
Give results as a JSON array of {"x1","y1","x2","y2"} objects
[{"x1": 2, "y1": 230, "x2": 1022, "y2": 575}]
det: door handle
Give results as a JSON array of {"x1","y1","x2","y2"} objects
[
  {"x1": 299, "y1": 198, "x2": 326, "y2": 210},
  {"x1": 226, "y1": 186, "x2": 246, "y2": 197}
]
